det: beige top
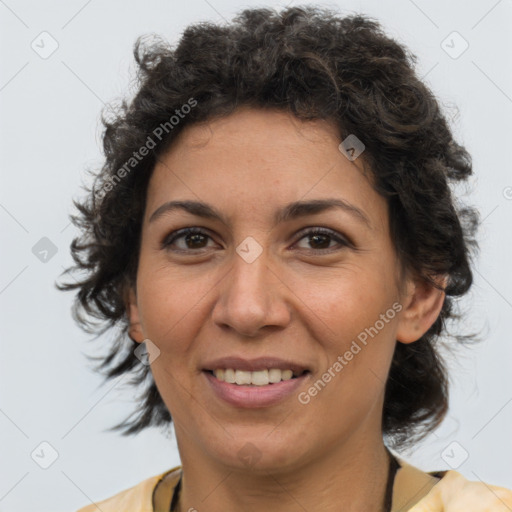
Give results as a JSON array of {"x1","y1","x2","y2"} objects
[{"x1": 76, "y1": 458, "x2": 446, "y2": 512}]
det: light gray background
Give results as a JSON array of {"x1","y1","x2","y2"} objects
[{"x1": 1, "y1": 1, "x2": 511, "y2": 511}]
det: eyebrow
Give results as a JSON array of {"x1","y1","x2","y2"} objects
[{"x1": 149, "y1": 198, "x2": 372, "y2": 229}]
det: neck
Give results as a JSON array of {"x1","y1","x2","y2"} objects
[{"x1": 175, "y1": 434, "x2": 391, "y2": 512}]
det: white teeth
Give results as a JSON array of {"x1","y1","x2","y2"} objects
[
  {"x1": 223, "y1": 369, "x2": 235, "y2": 383},
  {"x1": 281, "y1": 369, "x2": 293, "y2": 381},
  {"x1": 235, "y1": 370, "x2": 252, "y2": 385},
  {"x1": 268, "y1": 368, "x2": 282, "y2": 383},
  {"x1": 251, "y1": 369, "x2": 269, "y2": 386},
  {"x1": 212, "y1": 368, "x2": 298, "y2": 385}
]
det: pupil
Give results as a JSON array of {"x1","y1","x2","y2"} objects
[
  {"x1": 187, "y1": 233, "x2": 206, "y2": 248},
  {"x1": 310, "y1": 234, "x2": 329, "y2": 249}
]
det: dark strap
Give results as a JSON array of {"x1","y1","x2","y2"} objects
[
  {"x1": 391, "y1": 457, "x2": 442, "y2": 511},
  {"x1": 384, "y1": 449, "x2": 401, "y2": 511},
  {"x1": 168, "y1": 450, "x2": 400, "y2": 512},
  {"x1": 169, "y1": 474, "x2": 181, "y2": 512}
]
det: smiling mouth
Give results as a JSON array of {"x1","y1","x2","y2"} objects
[{"x1": 204, "y1": 368, "x2": 309, "y2": 386}]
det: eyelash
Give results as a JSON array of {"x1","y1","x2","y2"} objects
[{"x1": 161, "y1": 227, "x2": 352, "y2": 254}]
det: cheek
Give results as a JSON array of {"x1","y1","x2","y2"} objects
[
  {"x1": 289, "y1": 265, "x2": 400, "y2": 401},
  {"x1": 299, "y1": 277, "x2": 398, "y2": 420},
  {"x1": 289, "y1": 263, "x2": 398, "y2": 342},
  {"x1": 135, "y1": 264, "x2": 209, "y2": 352}
]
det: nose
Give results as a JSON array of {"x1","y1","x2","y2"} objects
[{"x1": 211, "y1": 247, "x2": 291, "y2": 338}]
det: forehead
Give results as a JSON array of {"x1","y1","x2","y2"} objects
[
  {"x1": 145, "y1": 108, "x2": 386, "y2": 230},
  {"x1": 178, "y1": 107, "x2": 342, "y2": 148}
]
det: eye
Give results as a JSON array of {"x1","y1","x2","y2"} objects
[
  {"x1": 293, "y1": 227, "x2": 351, "y2": 252},
  {"x1": 161, "y1": 226, "x2": 352, "y2": 254},
  {"x1": 161, "y1": 227, "x2": 217, "y2": 252}
]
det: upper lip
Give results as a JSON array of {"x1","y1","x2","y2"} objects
[{"x1": 202, "y1": 356, "x2": 310, "y2": 374}]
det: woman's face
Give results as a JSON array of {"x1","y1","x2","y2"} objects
[{"x1": 128, "y1": 107, "x2": 432, "y2": 472}]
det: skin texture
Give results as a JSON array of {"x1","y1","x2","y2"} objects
[{"x1": 127, "y1": 107, "x2": 445, "y2": 512}]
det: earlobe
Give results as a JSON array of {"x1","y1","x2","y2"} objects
[
  {"x1": 396, "y1": 275, "x2": 447, "y2": 344},
  {"x1": 126, "y1": 288, "x2": 145, "y2": 343}
]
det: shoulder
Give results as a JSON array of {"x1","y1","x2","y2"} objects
[
  {"x1": 75, "y1": 466, "x2": 182, "y2": 512},
  {"x1": 392, "y1": 456, "x2": 443, "y2": 511},
  {"x1": 393, "y1": 457, "x2": 512, "y2": 511}
]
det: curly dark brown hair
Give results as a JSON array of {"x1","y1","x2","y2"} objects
[{"x1": 58, "y1": 5, "x2": 479, "y2": 448}]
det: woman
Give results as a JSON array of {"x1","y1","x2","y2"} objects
[{"x1": 60, "y1": 6, "x2": 512, "y2": 511}]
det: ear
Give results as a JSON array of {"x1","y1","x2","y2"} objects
[
  {"x1": 126, "y1": 287, "x2": 145, "y2": 343},
  {"x1": 396, "y1": 274, "x2": 447, "y2": 344}
]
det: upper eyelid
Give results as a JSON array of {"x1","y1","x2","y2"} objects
[
  {"x1": 162, "y1": 227, "x2": 216, "y2": 246},
  {"x1": 293, "y1": 227, "x2": 348, "y2": 243}
]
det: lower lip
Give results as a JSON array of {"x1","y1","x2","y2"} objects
[{"x1": 203, "y1": 371, "x2": 309, "y2": 408}]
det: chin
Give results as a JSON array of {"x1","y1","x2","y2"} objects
[{"x1": 206, "y1": 433, "x2": 312, "y2": 474}]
